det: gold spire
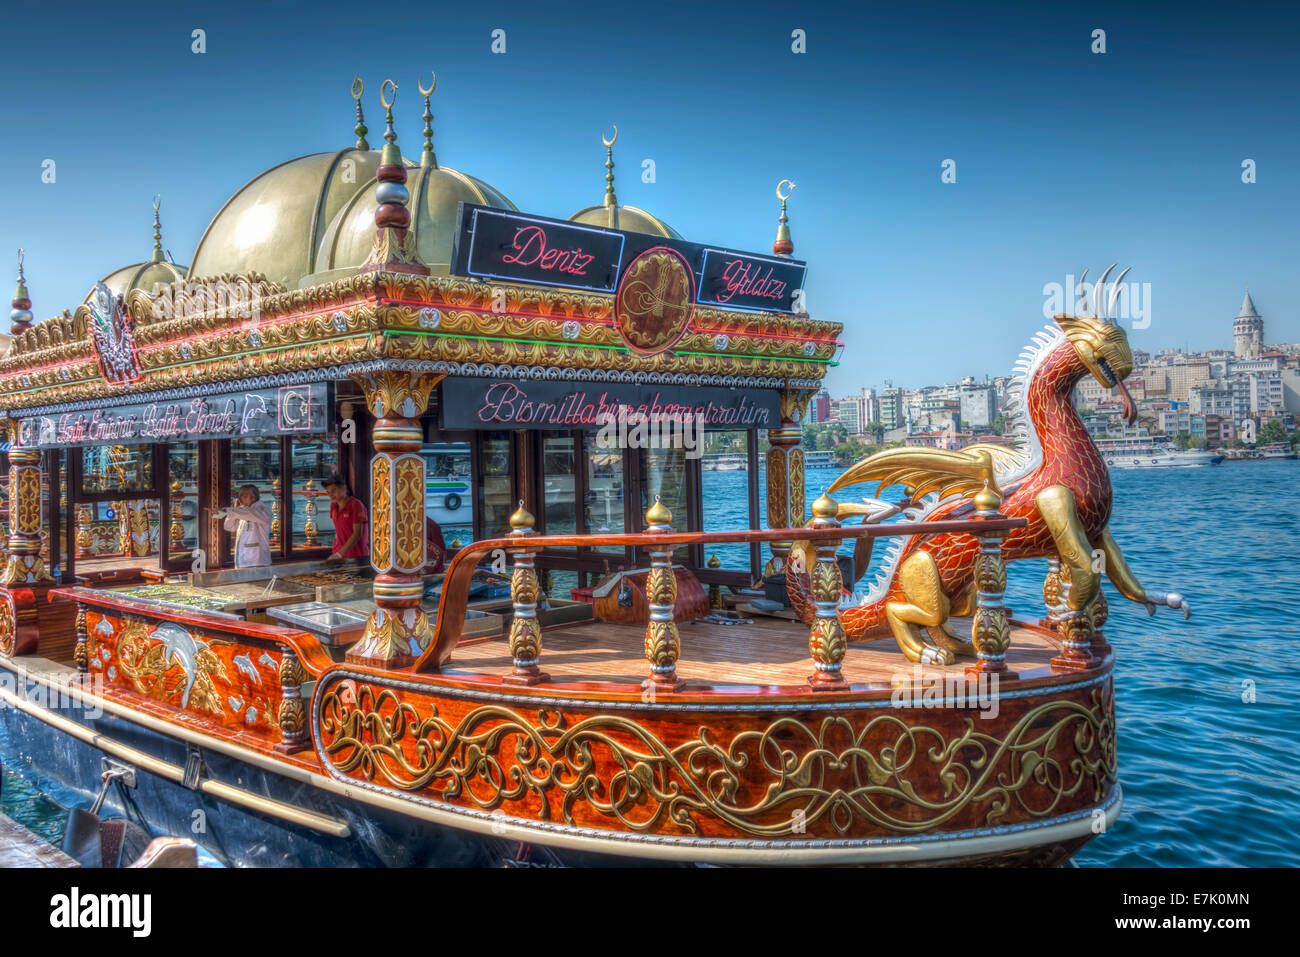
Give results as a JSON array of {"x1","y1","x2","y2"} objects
[
  {"x1": 10, "y1": 248, "x2": 33, "y2": 335},
  {"x1": 601, "y1": 127, "x2": 619, "y2": 228},
  {"x1": 418, "y1": 72, "x2": 437, "y2": 169},
  {"x1": 645, "y1": 494, "x2": 672, "y2": 528},
  {"x1": 151, "y1": 195, "x2": 164, "y2": 263},
  {"x1": 774, "y1": 179, "x2": 795, "y2": 256},
  {"x1": 351, "y1": 76, "x2": 369, "y2": 150}
]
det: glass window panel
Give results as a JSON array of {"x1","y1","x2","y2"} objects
[
  {"x1": 701, "y1": 431, "x2": 751, "y2": 571},
  {"x1": 81, "y1": 445, "x2": 151, "y2": 495},
  {"x1": 230, "y1": 437, "x2": 281, "y2": 554},
  {"x1": 583, "y1": 432, "x2": 624, "y2": 552},
  {"x1": 166, "y1": 442, "x2": 200, "y2": 557},
  {"x1": 289, "y1": 435, "x2": 337, "y2": 551},
  {"x1": 541, "y1": 431, "x2": 576, "y2": 549},
  {"x1": 424, "y1": 441, "x2": 473, "y2": 549},
  {"x1": 477, "y1": 432, "x2": 512, "y2": 540},
  {"x1": 638, "y1": 446, "x2": 688, "y2": 559}
]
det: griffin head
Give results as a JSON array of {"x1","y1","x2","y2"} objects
[{"x1": 1055, "y1": 264, "x2": 1137, "y2": 424}]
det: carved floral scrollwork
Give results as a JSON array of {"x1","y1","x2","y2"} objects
[{"x1": 317, "y1": 681, "x2": 1116, "y2": 838}]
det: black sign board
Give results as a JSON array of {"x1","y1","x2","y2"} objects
[
  {"x1": 451, "y1": 204, "x2": 808, "y2": 314},
  {"x1": 458, "y1": 207, "x2": 626, "y2": 292},
  {"x1": 18, "y1": 382, "x2": 332, "y2": 449},
  {"x1": 439, "y1": 377, "x2": 781, "y2": 431}
]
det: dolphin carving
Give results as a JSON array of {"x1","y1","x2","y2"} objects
[{"x1": 156, "y1": 622, "x2": 205, "y2": 709}]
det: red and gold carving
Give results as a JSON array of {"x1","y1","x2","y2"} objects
[
  {"x1": 315, "y1": 671, "x2": 1116, "y2": 843},
  {"x1": 392, "y1": 455, "x2": 425, "y2": 572},
  {"x1": 370, "y1": 456, "x2": 393, "y2": 570}
]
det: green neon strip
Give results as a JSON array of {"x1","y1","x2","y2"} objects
[{"x1": 387, "y1": 330, "x2": 836, "y2": 366}]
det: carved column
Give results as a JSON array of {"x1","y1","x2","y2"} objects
[
  {"x1": 763, "y1": 389, "x2": 810, "y2": 578},
  {"x1": 169, "y1": 480, "x2": 185, "y2": 548},
  {"x1": 346, "y1": 370, "x2": 443, "y2": 668},
  {"x1": 806, "y1": 493, "x2": 848, "y2": 690},
  {"x1": 503, "y1": 502, "x2": 548, "y2": 686},
  {"x1": 1051, "y1": 562, "x2": 1096, "y2": 671},
  {"x1": 73, "y1": 606, "x2": 88, "y2": 674},
  {"x1": 1088, "y1": 588, "x2": 1112, "y2": 658},
  {"x1": 269, "y1": 477, "x2": 282, "y2": 548},
  {"x1": 3, "y1": 437, "x2": 53, "y2": 586},
  {"x1": 1040, "y1": 558, "x2": 1064, "y2": 629},
  {"x1": 275, "y1": 649, "x2": 309, "y2": 753},
  {"x1": 642, "y1": 496, "x2": 685, "y2": 692},
  {"x1": 967, "y1": 486, "x2": 1016, "y2": 679}
]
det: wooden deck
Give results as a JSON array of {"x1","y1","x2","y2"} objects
[{"x1": 444, "y1": 614, "x2": 1062, "y2": 688}]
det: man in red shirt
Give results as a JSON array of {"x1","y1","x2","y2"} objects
[{"x1": 322, "y1": 475, "x2": 369, "y2": 562}]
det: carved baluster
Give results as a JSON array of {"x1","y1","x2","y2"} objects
[
  {"x1": 302, "y1": 479, "x2": 318, "y2": 547},
  {"x1": 73, "y1": 606, "x2": 88, "y2": 675},
  {"x1": 503, "y1": 502, "x2": 548, "y2": 686},
  {"x1": 1051, "y1": 562, "x2": 1097, "y2": 670},
  {"x1": 269, "y1": 477, "x2": 281, "y2": 548},
  {"x1": 807, "y1": 493, "x2": 849, "y2": 690},
  {"x1": 1089, "y1": 588, "x2": 1112, "y2": 658},
  {"x1": 706, "y1": 553, "x2": 723, "y2": 610},
  {"x1": 274, "y1": 649, "x2": 309, "y2": 753},
  {"x1": 642, "y1": 496, "x2": 684, "y2": 692},
  {"x1": 1040, "y1": 558, "x2": 1064, "y2": 628},
  {"x1": 75, "y1": 503, "x2": 94, "y2": 558},
  {"x1": 169, "y1": 479, "x2": 185, "y2": 547},
  {"x1": 967, "y1": 486, "x2": 1017, "y2": 679}
]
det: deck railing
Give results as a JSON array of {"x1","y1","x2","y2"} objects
[{"x1": 412, "y1": 492, "x2": 1026, "y2": 688}]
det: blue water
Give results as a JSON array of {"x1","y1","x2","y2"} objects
[{"x1": 4, "y1": 461, "x2": 1295, "y2": 866}]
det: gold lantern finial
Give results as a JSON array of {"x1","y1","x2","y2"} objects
[
  {"x1": 351, "y1": 75, "x2": 369, "y2": 150},
  {"x1": 811, "y1": 490, "x2": 837, "y2": 520},
  {"x1": 509, "y1": 499, "x2": 535, "y2": 531},
  {"x1": 150, "y1": 195, "x2": 164, "y2": 263},
  {"x1": 973, "y1": 481, "x2": 1002, "y2": 513},
  {"x1": 645, "y1": 494, "x2": 672, "y2": 528}
]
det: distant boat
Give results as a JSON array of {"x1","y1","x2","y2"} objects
[
  {"x1": 702, "y1": 453, "x2": 747, "y2": 472},
  {"x1": 1095, "y1": 436, "x2": 1223, "y2": 469},
  {"x1": 804, "y1": 450, "x2": 838, "y2": 469},
  {"x1": 1258, "y1": 443, "x2": 1297, "y2": 460}
]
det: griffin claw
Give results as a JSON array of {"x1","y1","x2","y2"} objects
[{"x1": 1146, "y1": 591, "x2": 1191, "y2": 620}]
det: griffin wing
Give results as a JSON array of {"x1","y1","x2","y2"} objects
[{"x1": 827, "y1": 445, "x2": 1003, "y2": 502}]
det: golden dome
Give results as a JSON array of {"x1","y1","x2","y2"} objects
[
  {"x1": 84, "y1": 199, "x2": 187, "y2": 304},
  {"x1": 568, "y1": 127, "x2": 680, "y2": 239},
  {"x1": 189, "y1": 149, "x2": 404, "y2": 289},
  {"x1": 311, "y1": 164, "x2": 516, "y2": 280},
  {"x1": 87, "y1": 259, "x2": 188, "y2": 305},
  {"x1": 569, "y1": 203, "x2": 680, "y2": 239}
]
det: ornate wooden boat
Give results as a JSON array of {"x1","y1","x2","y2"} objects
[{"x1": 0, "y1": 80, "x2": 1142, "y2": 867}]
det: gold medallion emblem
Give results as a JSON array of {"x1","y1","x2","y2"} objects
[{"x1": 615, "y1": 247, "x2": 694, "y2": 356}]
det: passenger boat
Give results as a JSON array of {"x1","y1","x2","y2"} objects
[
  {"x1": 1257, "y1": 443, "x2": 1296, "y2": 460},
  {"x1": 803, "y1": 449, "x2": 837, "y2": 469},
  {"x1": 0, "y1": 81, "x2": 1157, "y2": 868},
  {"x1": 1094, "y1": 435, "x2": 1223, "y2": 469}
]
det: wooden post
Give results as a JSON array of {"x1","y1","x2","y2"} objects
[
  {"x1": 346, "y1": 370, "x2": 443, "y2": 668},
  {"x1": 967, "y1": 485, "x2": 1017, "y2": 680},
  {"x1": 642, "y1": 496, "x2": 685, "y2": 693},
  {"x1": 503, "y1": 501, "x2": 548, "y2": 686},
  {"x1": 1040, "y1": 558, "x2": 1064, "y2": 629},
  {"x1": 763, "y1": 394, "x2": 808, "y2": 578},
  {"x1": 73, "y1": 606, "x2": 88, "y2": 675},
  {"x1": 807, "y1": 493, "x2": 849, "y2": 690}
]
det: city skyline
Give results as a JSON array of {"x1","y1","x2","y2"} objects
[{"x1": 2, "y1": 1, "x2": 1297, "y2": 390}]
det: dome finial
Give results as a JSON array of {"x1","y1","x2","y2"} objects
[
  {"x1": 11, "y1": 248, "x2": 33, "y2": 336},
  {"x1": 351, "y1": 76, "x2": 369, "y2": 150},
  {"x1": 774, "y1": 179, "x2": 795, "y2": 257},
  {"x1": 358, "y1": 79, "x2": 428, "y2": 276},
  {"x1": 151, "y1": 195, "x2": 164, "y2": 264},
  {"x1": 418, "y1": 72, "x2": 438, "y2": 169},
  {"x1": 601, "y1": 126, "x2": 619, "y2": 229}
]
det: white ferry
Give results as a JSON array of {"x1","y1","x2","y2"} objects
[
  {"x1": 804, "y1": 449, "x2": 838, "y2": 469},
  {"x1": 1258, "y1": 443, "x2": 1297, "y2": 460},
  {"x1": 1095, "y1": 435, "x2": 1223, "y2": 469}
]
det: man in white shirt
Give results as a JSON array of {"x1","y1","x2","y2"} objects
[{"x1": 217, "y1": 485, "x2": 272, "y2": 568}]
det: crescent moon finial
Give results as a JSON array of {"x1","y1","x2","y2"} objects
[
  {"x1": 776, "y1": 179, "x2": 796, "y2": 202},
  {"x1": 602, "y1": 125, "x2": 618, "y2": 149},
  {"x1": 380, "y1": 79, "x2": 397, "y2": 111},
  {"x1": 418, "y1": 72, "x2": 436, "y2": 98},
  {"x1": 153, "y1": 194, "x2": 161, "y2": 213},
  {"x1": 351, "y1": 75, "x2": 364, "y2": 101}
]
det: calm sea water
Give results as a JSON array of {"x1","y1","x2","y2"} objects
[{"x1": 4, "y1": 461, "x2": 1295, "y2": 866}]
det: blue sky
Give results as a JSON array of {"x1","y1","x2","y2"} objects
[{"x1": 2, "y1": 0, "x2": 1296, "y2": 395}]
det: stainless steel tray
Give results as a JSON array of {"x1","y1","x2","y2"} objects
[{"x1": 268, "y1": 601, "x2": 369, "y2": 636}]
